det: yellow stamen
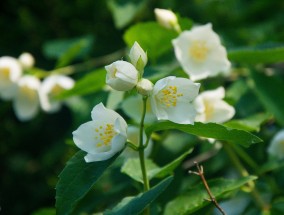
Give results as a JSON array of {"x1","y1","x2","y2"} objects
[{"x1": 189, "y1": 40, "x2": 209, "y2": 62}]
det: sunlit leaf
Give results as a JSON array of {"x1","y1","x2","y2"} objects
[
  {"x1": 146, "y1": 121, "x2": 262, "y2": 147},
  {"x1": 224, "y1": 112, "x2": 272, "y2": 132},
  {"x1": 105, "y1": 176, "x2": 173, "y2": 215},
  {"x1": 249, "y1": 70, "x2": 284, "y2": 126},
  {"x1": 107, "y1": 0, "x2": 149, "y2": 29},
  {"x1": 55, "y1": 150, "x2": 120, "y2": 215},
  {"x1": 124, "y1": 22, "x2": 178, "y2": 60},
  {"x1": 121, "y1": 148, "x2": 192, "y2": 183},
  {"x1": 228, "y1": 45, "x2": 284, "y2": 64},
  {"x1": 164, "y1": 176, "x2": 257, "y2": 215}
]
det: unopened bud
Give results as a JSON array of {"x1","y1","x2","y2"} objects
[
  {"x1": 136, "y1": 78, "x2": 153, "y2": 96},
  {"x1": 154, "y1": 8, "x2": 180, "y2": 32},
  {"x1": 129, "y1": 42, "x2": 147, "y2": 73},
  {"x1": 18, "y1": 52, "x2": 35, "y2": 69}
]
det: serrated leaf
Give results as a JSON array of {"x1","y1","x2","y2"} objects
[
  {"x1": 164, "y1": 176, "x2": 257, "y2": 215},
  {"x1": 105, "y1": 176, "x2": 173, "y2": 215},
  {"x1": 146, "y1": 121, "x2": 262, "y2": 147},
  {"x1": 228, "y1": 45, "x2": 284, "y2": 64},
  {"x1": 55, "y1": 150, "x2": 120, "y2": 215},
  {"x1": 249, "y1": 70, "x2": 284, "y2": 126},
  {"x1": 121, "y1": 148, "x2": 193, "y2": 183},
  {"x1": 107, "y1": 0, "x2": 148, "y2": 29},
  {"x1": 123, "y1": 22, "x2": 178, "y2": 60},
  {"x1": 43, "y1": 35, "x2": 94, "y2": 60},
  {"x1": 57, "y1": 68, "x2": 106, "y2": 99},
  {"x1": 224, "y1": 113, "x2": 272, "y2": 132}
]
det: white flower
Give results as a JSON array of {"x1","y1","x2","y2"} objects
[
  {"x1": 172, "y1": 23, "x2": 231, "y2": 81},
  {"x1": 194, "y1": 87, "x2": 235, "y2": 123},
  {"x1": 105, "y1": 60, "x2": 139, "y2": 91},
  {"x1": 72, "y1": 103, "x2": 127, "y2": 162},
  {"x1": 39, "y1": 75, "x2": 75, "y2": 113},
  {"x1": 154, "y1": 8, "x2": 180, "y2": 32},
  {"x1": 18, "y1": 52, "x2": 35, "y2": 69},
  {"x1": 121, "y1": 95, "x2": 156, "y2": 124},
  {"x1": 129, "y1": 42, "x2": 147, "y2": 72},
  {"x1": 136, "y1": 78, "x2": 153, "y2": 96},
  {"x1": 0, "y1": 56, "x2": 22, "y2": 100},
  {"x1": 151, "y1": 76, "x2": 200, "y2": 124},
  {"x1": 13, "y1": 75, "x2": 41, "y2": 121},
  {"x1": 122, "y1": 126, "x2": 153, "y2": 159},
  {"x1": 267, "y1": 129, "x2": 284, "y2": 160}
]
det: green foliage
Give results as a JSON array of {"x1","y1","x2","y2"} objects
[
  {"x1": 228, "y1": 45, "x2": 284, "y2": 64},
  {"x1": 121, "y1": 148, "x2": 193, "y2": 183},
  {"x1": 56, "y1": 150, "x2": 121, "y2": 215},
  {"x1": 124, "y1": 22, "x2": 178, "y2": 60},
  {"x1": 57, "y1": 68, "x2": 106, "y2": 99},
  {"x1": 107, "y1": 0, "x2": 149, "y2": 29},
  {"x1": 146, "y1": 121, "x2": 262, "y2": 147},
  {"x1": 105, "y1": 176, "x2": 173, "y2": 214},
  {"x1": 31, "y1": 208, "x2": 56, "y2": 215},
  {"x1": 249, "y1": 70, "x2": 284, "y2": 126},
  {"x1": 164, "y1": 176, "x2": 257, "y2": 215}
]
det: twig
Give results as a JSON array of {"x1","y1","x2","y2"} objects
[{"x1": 189, "y1": 161, "x2": 227, "y2": 215}]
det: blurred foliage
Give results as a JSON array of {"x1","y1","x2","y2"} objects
[{"x1": 1, "y1": 0, "x2": 284, "y2": 214}]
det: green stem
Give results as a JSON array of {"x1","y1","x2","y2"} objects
[
  {"x1": 223, "y1": 144, "x2": 270, "y2": 212},
  {"x1": 139, "y1": 96, "x2": 150, "y2": 215}
]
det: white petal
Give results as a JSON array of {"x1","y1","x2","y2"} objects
[
  {"x1": 165, "y1": 103, "x2": 197, "y2": 124},
  {"x1": 207, "y1": 100, "x2": 235, "y2": 123}
]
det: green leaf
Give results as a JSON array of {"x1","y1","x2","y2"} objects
[
  {"x1": 121, "y1": 159, "x2": 158, "y2": 183},
  {"x1": 124, "y1": 22, "x2": 178, "y2": 60},
  {"x1": 224, "y1": 113, "x2": 272, "y2": 132},
  {"x1": 55, "y1": 150, "x2": 120, "y2": 215},
  {"x1": 146, "y1": 121, "x2": 262, "y2": 147},
  {"x1": 228, "y1": 45, "x2": 284, "y2": 64},
  {"x1": 121, "y1": 148, "x2": 193, "y2": 183},
  {"x1": 43, "y1": 35, "x2": 94, "y2": 60},
  {"x1": 57, "y1": 68, "x2": 106, "y2": 99},
  {"x1": 105, "y1": 176, "x2": 173, "y2": 215},
  {"x1": 107, "y1": 0, "x2": 148, "y2": 29},
  {"x1": 31, "y1": 208, "x2": 55, "y2": 215},
  {"x1": 164, "y1": 176, "x2": 257, "y2": 215},
  {"x1": 249, "y1": 70, "x2": 284, "y2": 126}
]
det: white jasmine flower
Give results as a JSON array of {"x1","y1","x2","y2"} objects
[
  {"x1": 194, "y1": 87, "x2": 235, "y2": 123},
  {"x1": 267, "y1": 129, "x2": 284, "y2": 160},
  {"x1": 13, "y1": 75, "x2": 41, "y2": 121},
  {"x1": 151, "y1": 76, "x2": 200, "y2": 124},
  {"x1": 154, "y1": 8, "x2": 180, "y2": 32},
  {"x1": 129, "y1": 42, "x2": 147, "y2": 72},
  {"x1": 72, "y1": 103, "x2": 127, "y2": 162},
  {"x1": 18, "y1": 52, "x2": 35, "y2": 69},
  {"x1": 0, "y1": 56, "x2": 22, "y2": 100},
  {"x1": 39, "y1": 75, "x2": 75, "y2": 113},
  {"x1": 121, "y1": 95, "x2": 156, "y2": 124},
  {"x1": 172, "y1": 23, "x2": 231, "y2": 81},
  {"x1": 105, "y1": 60, "x2": 139, "y2": 91},
  {"x1": 122, "y1": 126, "x2": 153, "y2": 159},
  {"x1": 136, "y1": 78, "x2": 153, "y2": 96}
]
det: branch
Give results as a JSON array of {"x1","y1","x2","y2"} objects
[{"x1": 189, "y1": 161, "x2": 227, "y2": 215}]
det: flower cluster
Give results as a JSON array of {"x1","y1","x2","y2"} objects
[{"x1": 0, "y1": 53, "x2": 75, "y2": 121}]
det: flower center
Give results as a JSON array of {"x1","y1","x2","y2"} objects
[
  {"x1": 111, "y1": 68, "x2": 118, "y2": 78},
  {"x1": 51, "y1": 84, "x2": 64, "y2": 97},
  {"x1": 203, "y1": 99, "x2": 214, "y2": 120},
  {"x1": 0, "y1": 67, "x2": 11, "y2": 80},
  {"x1": 20, "y1": 86, "x2": 36, "y2": 101},
  {"x1": 158, "y1": 85, "x2": 183, "y2": 107},
  {"x1": 189, "y1": 40, "x2": 208, "y2": 62},
  {"x1": 95, "y1": 123, "x2": 117, "y2": 148}
]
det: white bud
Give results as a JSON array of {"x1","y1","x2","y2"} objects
[
  {"x1": 129, "y1": 42, "x2": 147, "y2": 72},
  {"x1": 136, "y1": 78, "x2": 153, "y2": 96},
  {"x1": 18, "y1": 52, "x2": 35, "y2": 69},
  {"x1": 154, "y1": 8, "x2": 180, "y2": 32},
  {"x1": 105, "y1": 60, "x2": 139, "y2": 91}
]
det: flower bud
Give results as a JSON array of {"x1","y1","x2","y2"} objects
[
  {"x1": 18, "y1": 52, "x2": 35, "y2": 69},
  {"x1": 136, "y1": 78, "x2": 153, "y2": 96},
  {"x1": 105, "y1": 60, "x2": 139, "y2": 91},
  {"x1": 129, "y1": 42, "x2": 147, "y2": 72},
  {"x1": 154, "y1": 8, "x2": 180, "y2": 32}
]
